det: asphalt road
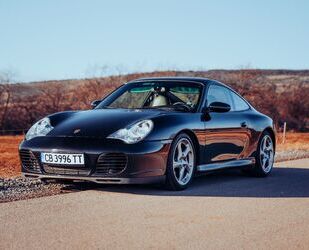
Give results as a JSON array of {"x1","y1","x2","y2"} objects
[{"x1": 1, "y1": 159, "x2": 309, "y2": 250}]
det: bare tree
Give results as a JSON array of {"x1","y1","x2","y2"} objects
[
  {"x1": 35, "y1": 82, "x2": 71, "y2": 115},
  {"x1": 0, "y1": 70, "x2": 15, "y2": 130}
]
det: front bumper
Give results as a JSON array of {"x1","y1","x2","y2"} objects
[{"x1": 19, "y1": 136, "x2": 171, "y2": 184}]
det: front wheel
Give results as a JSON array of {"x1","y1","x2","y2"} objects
[{"x1": 165, "y1": 133, "x2": 196, "y2": 190}]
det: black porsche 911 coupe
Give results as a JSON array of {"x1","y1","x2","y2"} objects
[{"x1": 20, "y1": 77, "x2": 276, "y2": 190}]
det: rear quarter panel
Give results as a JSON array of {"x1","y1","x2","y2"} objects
[{"x1": 246, "y1": 110, "x2": 276, "y2": 158}]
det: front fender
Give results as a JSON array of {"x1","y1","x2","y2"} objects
[{"x1": 145, "y1": 113, "x2": 204, "y2": 141}]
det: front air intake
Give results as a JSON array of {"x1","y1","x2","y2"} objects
[
  {"x1": 19, "y1": 150, "x2": 41, "y2": 173},
  {"x1": 95, "y1": 153, "x2": 127, "y2": 176}
]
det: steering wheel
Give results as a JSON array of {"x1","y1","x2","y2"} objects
[{"x1": 172, "y1": 102, "x2": 192, "y2": 111}]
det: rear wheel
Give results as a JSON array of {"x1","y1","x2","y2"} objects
[
  {"x1": 247, "y1": 131, "x2": 275, "y2": 177},
  {"x1": 165, "y1": 133, "x2": 196, "y2": 190}
]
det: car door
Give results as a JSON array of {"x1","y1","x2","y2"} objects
[{"x1": 203, "y1": 84, "x2": 251, "y2": 163}]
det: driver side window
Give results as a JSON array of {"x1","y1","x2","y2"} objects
[{"x1": 207, "y1": 85, "x2": 233, "y2": 109}]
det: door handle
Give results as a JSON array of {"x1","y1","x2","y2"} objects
[{"x1": 241, "y1": 122, "x2": 248, "y2": 128}]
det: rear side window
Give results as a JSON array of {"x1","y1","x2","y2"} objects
[
  {"x1": 207, "y1": 85, "x2": 233, "y2": 108},
  {"x1": 230, "y1": 91, "x2": 249, "y2": 111},
  {"x1": 207, "y1": 84, "x2": 249, "y2": 112}
]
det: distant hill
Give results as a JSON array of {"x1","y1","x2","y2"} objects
[
  {"x1": 1, "y1": 69, "x2": 309, "y2": 132},
  {"x1": 5, "y1": 69, "x2": 309, "y2": 101}
]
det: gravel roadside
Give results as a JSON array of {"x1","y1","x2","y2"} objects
[
  {"x1": 275, "y1": 150, "x2": 309, "y2": 162},
  {"x1": 0, "y1": 178, "x2": 76, "y2": 203}
]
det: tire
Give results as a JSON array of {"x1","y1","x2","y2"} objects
[
  {"x1": 165, "y1": 133, "x2": 196, "y2": 190},
  {"x1": 246, "y1": 131, "x2": 275, "y2": 177}
]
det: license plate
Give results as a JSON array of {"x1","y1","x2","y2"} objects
[{"x1": 41, "y1": 153, "x2": 84, "y2": 165}]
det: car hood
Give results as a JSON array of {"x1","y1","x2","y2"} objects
[{"x1": 48, "y1": 109, "x2": 163, "y2": 138}]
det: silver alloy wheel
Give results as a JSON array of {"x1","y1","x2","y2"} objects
[
  {"x1": 172, "y1": 138, "x2": 194, "y2": 186},
  {"x1": 260, "y1": 135, "x2": 274, "y2": 173}
]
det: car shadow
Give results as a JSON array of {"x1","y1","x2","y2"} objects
[{"x1": 75, "y1": 167, "x2": 309, "y2": 198}]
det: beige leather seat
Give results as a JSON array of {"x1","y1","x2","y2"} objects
[{"x1": 150, "y1": 94, "x2": 168, "y2": 107}]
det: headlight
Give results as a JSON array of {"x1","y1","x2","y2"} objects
[
  {"x1": 25, "y1": 117, "x2": 54, "y2": 140},
  {"x1": 107, "y1": 120, "x2": 153, "y2": 144}
]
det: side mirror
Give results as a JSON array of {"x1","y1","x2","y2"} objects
[
  {"x1": 207, "y1": 102, "x2": 231, "y2": 113},
  {"x1": 91, "y1": 99, "x2": 101, "y2": 109}
]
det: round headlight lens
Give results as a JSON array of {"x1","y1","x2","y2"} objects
[
  {"x1": 25, "y1": 117, "x2": 54, "y2": 140},
  {"x1": 107, "y1": 120, "x2": 153, "y2": 144}
]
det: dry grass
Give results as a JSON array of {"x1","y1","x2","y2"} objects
[
  {"x1": 277, "y1": 133, "x2": 309, "y2": 152},
  {"x1": 0, "y1": 133, "x2": 308, "y2": 178},
  {"x1": 0, "y1": 136, "x2": 23, "y2": 178}
]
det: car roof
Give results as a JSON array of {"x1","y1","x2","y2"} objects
[
  {"x1": 126, "y1": 76, "x2": 253, "y2": 109},
  {"x1": 128, "y1": 76, "x2": 230, "y2": 88}
]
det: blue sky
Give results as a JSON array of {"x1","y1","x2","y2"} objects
[{"x1": 0, "y1": 0, "x2": 308, "y2": 82}]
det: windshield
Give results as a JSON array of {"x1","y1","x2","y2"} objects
[{"x1": 97, "y1": 81, "x2": 203, "y2": 111}]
